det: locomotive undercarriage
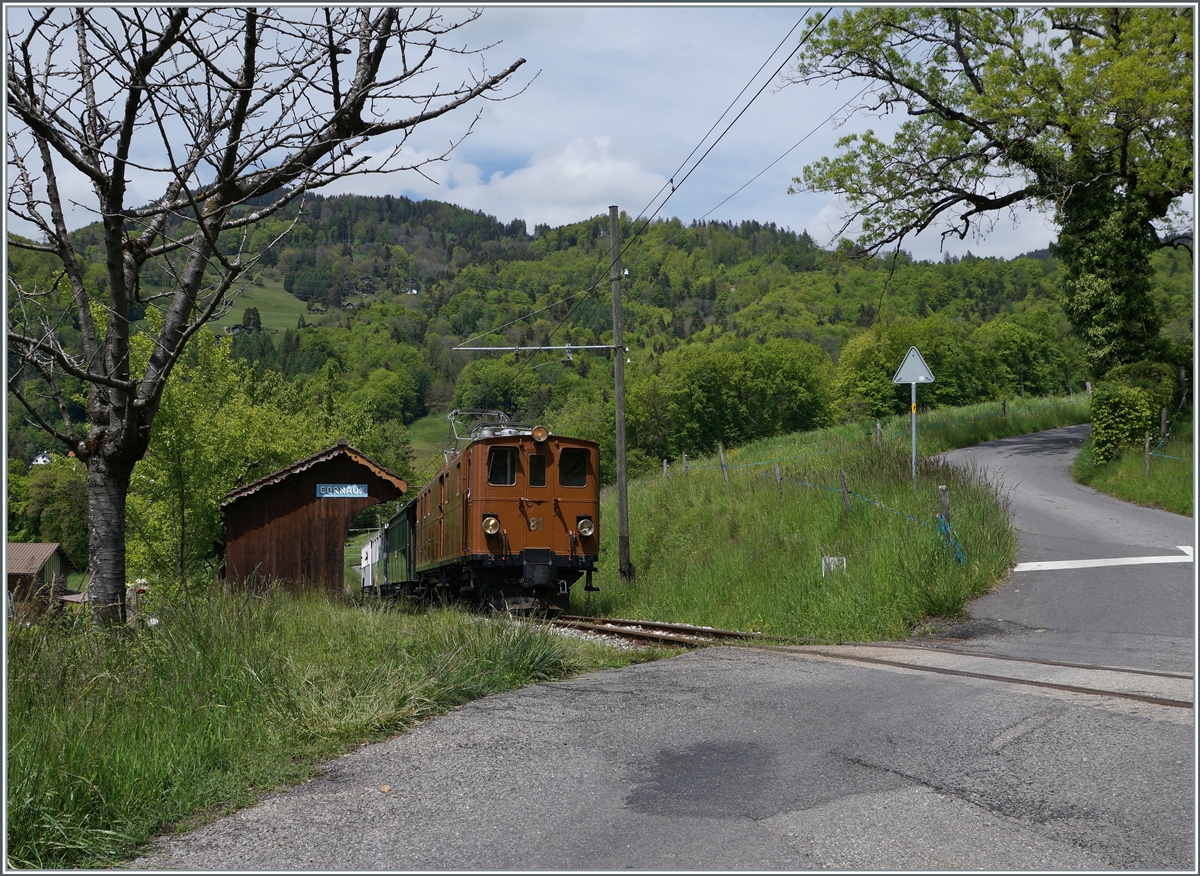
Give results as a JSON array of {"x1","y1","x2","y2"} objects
[{"x1": 379, "y1": 551, "x2": 597, "y2": 615}]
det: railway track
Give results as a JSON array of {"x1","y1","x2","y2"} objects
[
  {"x1": 548, "y1": 615, "x2": 767, "y2": 648},
  {"x1": 546, "y1": 616, "x2": 1193, "y2": 710},
  {"x1": 771, "y1": 642, "x2": 1194, "y2": 710}
]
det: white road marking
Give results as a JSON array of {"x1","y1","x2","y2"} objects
[{"x1": 1014, "y1": 547, "x2": 1194, "y2": 572}]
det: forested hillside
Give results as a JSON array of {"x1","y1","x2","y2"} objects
[{"x1": 7, "y1": 193, "x2": 1193, "y2": 579}]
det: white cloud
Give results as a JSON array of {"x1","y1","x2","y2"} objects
[
  {"x1": 806, "y1": 194, "x2": 1061, "y2": 262},
  {"x1": 365, "y1": 137, "x2": 669, "y2": 229}
]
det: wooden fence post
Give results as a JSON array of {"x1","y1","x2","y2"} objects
[
  {"x1": 1086, "y1": 380, "x2": 1092, "y2": 398},
  {"x1": 1002, "y1": 398, "x2": 1007, "y2": 418},
  {"x1": 839, "y1": 468, "x2": 851, "y2": 513},
  {"x1": 774, "y1": 462, "x2": 783, "y2": 497},
  {"x1": 875, "y1": 419, "x2": 882, "y2": 449},
  {"x1": 718, "y1": 444, "x2": 728, "y2": 485},
  {"x1": 663, "y1": 459, "x2": 668, "y2": 479},
  {"x1": 938, "y1": 485, "x2": 950, "y2": 526},
  {"x1": 1145, "y1": 431, "x2": 1151, "y2": 477},
  {"x1": 682, "y1": 452, "x2": 688, "y2": 478},
  {"x1": 1161, "y1": 407, "x2": 1168, "y2": 440}
]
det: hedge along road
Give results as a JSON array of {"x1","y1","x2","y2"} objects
[{"x1": 129, "y1": 425, "x2": 1193, "y2": 871}]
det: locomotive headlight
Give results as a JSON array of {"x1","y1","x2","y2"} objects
[
  {"x1": 532, "y1": 425, "x2": 549, "y2": 443},
  {"x1": 482, "y1": 515, "x2": 501, "y2": 536},
  {"x1": 577, "y1": 517, "x2": 595, "y2": 538}
]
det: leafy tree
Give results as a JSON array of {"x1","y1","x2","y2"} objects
[
  {"x1": 452, "y1": 358, "x2": 538, "y2": 415},
  {"x1": 789, "y1": 7, "x2": 1192, "y2": 375},
  {"x1": 125, "y1": 325, "x2": 412, "y2": 589},
  {"x1": 973, "y1": 313, "x2": 1071, "y2": 398},
  {"x1": 832, "y1": 316, "x2": 988, "y2": 420},
  {"x1": 6, "y1": 459, "x2": 31, "y2": 541},
  {"x1": 241, "y1": 307, "x2": 262, "y2": 332},
  {"x1": 649, "y1": 339, "x2": 834, "y2": 457},
  {"x1": 125, "y1": 327, "x2": 335, "y2": 588},
  {"x1": 6, "y1": 7, "x2": 525, "y2": 621},
  {"x1": 348, "y1": 367, "x2": 419, "y2": 425},
  {"x1": 9, "y1": 455, "x2": 90, "y2": 570}
]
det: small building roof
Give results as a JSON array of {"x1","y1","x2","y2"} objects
[
  {"x1": 7, "y1": 542, "x2": 73, "y2": 576},
  {"x1": 222, "y1": 440, "x2": 407, "y2": 507}
]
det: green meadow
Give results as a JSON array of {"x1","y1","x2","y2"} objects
[{"x1": 578, "y1": 396, "x2": 1091, "y2": 640}]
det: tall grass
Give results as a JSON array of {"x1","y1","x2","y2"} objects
[
  {"x1": 5, "y1": 592, "x2": 648, "y2": 869},
  {"x1": 578, "y1": 396, "x2": 1090, "y2": 639},
  {"x1": 1074, "y1": 414, "x2": 1193, "y2": 517}
]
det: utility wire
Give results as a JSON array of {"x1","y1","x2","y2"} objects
[
  {"x1": 437, "y1": 8, "x2": 836, "y2": 472},
  {"x1": 437, "y1": 12, "x2": 826, "y2": 471},
  {"x1": 455, "y1": 13, "x2": 819, "y2": 352},
  {"x1": 458, "y1": 8, "x2": 831, "y2": 361},
  {"x1": 628, "y1": 11, "x2": 812, "y2": 232},
  {"x1": 633, "y1": 8, "x2": 831, "y2": 234},
  {"x1": 620, "y1": 76, "x2": 874, "y2": 275}
]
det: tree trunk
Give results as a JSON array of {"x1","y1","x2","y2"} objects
[{"x1": 87, "y1": 455, "x2": 135, "y2": 625}]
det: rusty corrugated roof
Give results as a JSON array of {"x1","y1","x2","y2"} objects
[
  {"x1": 221, "y1": 441, "x2": 407, "y2": 507},
  {"x1": 6, "y1": 542, "x2": 70, "y2": 576}
]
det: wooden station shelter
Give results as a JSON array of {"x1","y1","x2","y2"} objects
[
  {"x1": 6, "y1": 541, "x2": 74, "y2": 605},
  {"x1": 222, "y1": 440, "x2": 407, "y2": 592}
]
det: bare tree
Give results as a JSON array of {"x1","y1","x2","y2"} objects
[{"x1": 6, "y1": 7, "x2": 526, "y2": 622}]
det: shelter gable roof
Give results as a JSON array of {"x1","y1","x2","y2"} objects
[
  {"x1": 221, "y1": 441, "x2": 407, "y2": 507},
  {"x1": 6, "y1": 542, "x2": 72, "y2": 576}
]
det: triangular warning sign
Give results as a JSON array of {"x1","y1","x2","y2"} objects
[{"x1": 892, "y1": 346, "x2": 935, "y2": 384}]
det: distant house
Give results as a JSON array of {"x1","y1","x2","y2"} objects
[
  {"x1": 222, "y1": 440, "x2": 407, "y2": 593},
  {"x1": 7, "y1": 542, "x2": 74, "y2": 605},
  {"x1": 31, "y1": 451, "x2": 52, "y2": 467}
]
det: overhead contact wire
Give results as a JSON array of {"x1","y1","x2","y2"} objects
[{"x1": 467, "y1": 9, "x2": 827, "y2": 391}]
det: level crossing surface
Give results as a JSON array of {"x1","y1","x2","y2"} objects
[{"x1": 128, "y1": 425, "x2": 1195, "y2": 870}]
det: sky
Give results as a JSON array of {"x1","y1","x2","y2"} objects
[
  {"x1": 318, "y1": 4, "x2": 1063, "y2": 262},
  {"x1": 9, "y1": 5, "x2": 1190, "y2": 263}
]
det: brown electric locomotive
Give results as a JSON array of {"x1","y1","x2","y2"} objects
[{"x1": 377, "y1": 414, "x2": 600, "y2": 612}]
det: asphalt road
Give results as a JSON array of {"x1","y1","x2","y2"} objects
[
  {"x1": 129, "y1": 425, "x2": 1195, "y2": 871},
  {"x1": 940, "y1": 424, "x2": 1195, "y2": 673}
]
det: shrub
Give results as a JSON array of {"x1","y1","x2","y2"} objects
[
  {"x1": 1090, "y1": 381, "x2": 1154, "y2": 464},
  {"x1": 1104, "y1": 360, "x2": 1179, "y2": 412}
]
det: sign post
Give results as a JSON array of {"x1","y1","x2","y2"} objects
[{"x1": 892, "y1": 346, "x2": 935, "y2": 492}]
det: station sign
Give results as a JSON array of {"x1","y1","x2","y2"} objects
[{"x1": 317, "y1": 483, "x2": 369, "y2": 498}]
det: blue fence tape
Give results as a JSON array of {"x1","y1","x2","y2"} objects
[{"x1": 936, "y1": 514, "x2": 966, "y2": 564}]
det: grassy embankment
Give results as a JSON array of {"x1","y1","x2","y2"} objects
[
  {"x1": 6, "y1": 594, "x2": 660, "y2": 869},
  {"x1": 1073, "y1": 412, "x2": 1193, "y2": 517},
  {"x1": 577, "y1": 396, "x2": 1091, "y2": 640},
  {"x1": 406, "y1": 405, "x2": 456, "y2": 476}
]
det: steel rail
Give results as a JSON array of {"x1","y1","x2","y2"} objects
[
  {"x1": 549, "y1": 618, "x2": 703, "y2": 648},
  {"x1": 862, "y1": 641, "x2": 1194, "y2": 680},
  {"x1": 560, "y1": 615, "x2": 764, "y2": 641},
  {"x1": 787, "y1": 649, "x2": 1194, "y2": 710},
  {"x1": 549, "y1": 617, "x2": 1191, "y2": 708}
]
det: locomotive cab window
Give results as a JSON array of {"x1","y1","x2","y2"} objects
[
  {"x1": 487, "y1": 446, "x2": 518, "y2": 486},
  {"x1": 559, "y1": 448, "x2": 589, "y2": 487},
  {"x1": 528, "y1": 454, "x2": 547, "y2": 487}
]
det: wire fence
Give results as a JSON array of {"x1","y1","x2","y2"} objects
[
  {"x1": 655, "y1": 396, "x2": 1099, "y2": 566},
  {"x1": 1150, "y1": 390, "x2": 1192, "y2": 460}
]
